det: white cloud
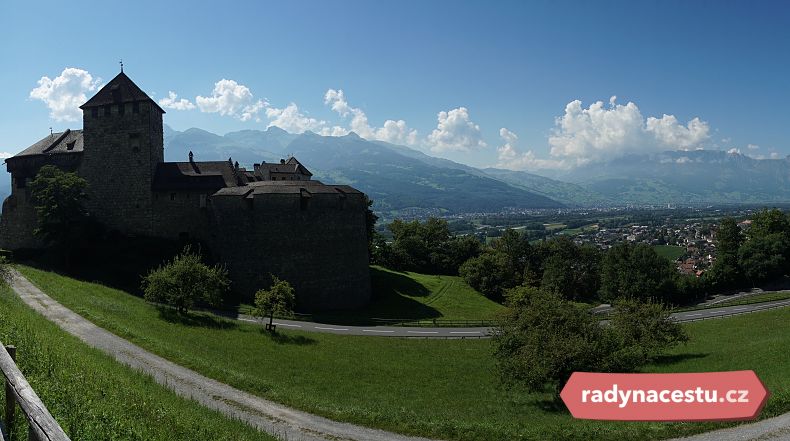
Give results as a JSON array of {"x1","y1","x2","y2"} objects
[
  {"x1": 29, "y1": 68, "x2": 102, "y2": 122},
  {"x1": 196, "y1": 79, "x2": 266, "y2": 121},
  {"x1": 323, "y1": 89, "x2": 418, "y2": 145},
  {"x1": 496, "y1": 128, "x2": 567, "y2": 170},
  {"x1": 0, "y1": 152, "x2": 13, "y2": 159},
  {"x1": 676, "y1": 156, "x2": 692, "y2": 164},
  {"x1": 425, "y1": 107, "x2": 487, "y2": 152},
  {"x1": 547, "y1": 96, "x2": 710, "y2": 166},
  {"x1": 158, "y1": 91, "x2": 196, "y2": 110},
  {"x1": 265, "y1": 103, "x2": 325, "y2": 133},
  {"x1": 747, "y1": 144, "x2": 760, "y2": 150},
  {"x1": 770, "y1": 152, "x2": 781, "y2": 159},
  {"x1": 727, "y1": 148, "x2": 741, "y2": 155}
]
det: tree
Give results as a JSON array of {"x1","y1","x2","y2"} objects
[
  {"x1": 608, "y1": 297, "x2": 688, "y2": 362},
  {"x1": 707, "y1": 217, "x2": 745, "y2": 291},
  {"x1": 142, "y1": 246, "x2": 229, "y2": 314},
  {"x1": 599, "y1": 243, "x2": 677, "y2": 302},
  {"x1": 252, "y1": 276, "x2": 296, "y2": 331},
  {"x1": 738, "y1": 233, "x2": 787, "y2": 285},
  {"x1": 363, "y1": 195, "x2": 379, "y2": 261},
  {"x1": 459, "y1": 251, "x2": 515, "y2": 300},
  {"x1": 29, "y1": 165, "x2": 89, "y2": 247},
  {"x1": 493, "y1": 287, "x2": 605, "y2": 396},
  {"x1": 539, "y1": 238, "x2": 601, "y2": 301},
  {"x1": 494, "y1": 286, "x2": 688, "y2": 398},
  {"x1": 385, "y1": 217, "x2": 481, "y2": 274}
]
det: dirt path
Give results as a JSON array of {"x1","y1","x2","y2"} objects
[{"x1": 8, "y1": 269, "x2": 438, "y2": 441}]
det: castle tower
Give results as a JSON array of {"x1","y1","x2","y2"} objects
[{"x1": 79, "y1": 71, "x2": 165, "y2": 236}]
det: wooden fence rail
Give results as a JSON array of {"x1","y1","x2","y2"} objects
[{"x1": 0, "y1": 344, "x2": 70, "y2": 441}]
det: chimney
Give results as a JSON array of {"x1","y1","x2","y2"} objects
[
  {"x1": 280, "y1": 158, "x2": 285, "y2": 164},
  {"x1": 188, "y1": 151, "x2": 194, "y2": 163}
]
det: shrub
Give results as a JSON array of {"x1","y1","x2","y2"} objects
[{"x1": 142, "y1": 247, "x2": 229, "y2": 313}]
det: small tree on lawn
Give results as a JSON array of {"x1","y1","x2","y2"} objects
[
  {"x1": 252, "y1": 276, "x2": 295, "y2": 332},
  {"x1": 142, "y1": 246, "x2": 229, "y2": 314}
]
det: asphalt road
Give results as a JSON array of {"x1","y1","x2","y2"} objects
[{"x1": 236, "y1": 297, "x2": 790, "y2": 338}]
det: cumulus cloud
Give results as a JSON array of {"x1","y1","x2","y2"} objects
[
  {"x1": 0, "y1": 152, "x2": 13, "y2": 159},
  {"x1": 265, "y1": 103, "x2": 325, "y2": 133},
  {"x1": 196, "y1": 79, "x2": 266, "y2": 121},
  {"x1": 727, "y1": 148, "x2": 741, "y2": 155},
  {"x1": 158, "y1": 91, "x2": 196, "y2": 110},
  {"x1": 425, "y1": 107, "x2": 487, "y2": 152},
  {"x1": 747, "y1": 144, "x2": 760, "y2": 150},
  {"x1": 29, "y1": 68, "x2": 102, "y2": 121},
  {"x1": 323, "y1": 89, "x2": 418, "y2": 145},
  {"x1": 496, "y1": 128, "x2": 567, "y2": 170},
  {"x1": 547, "y1": 96, "x2": 710, "y2": 166}
]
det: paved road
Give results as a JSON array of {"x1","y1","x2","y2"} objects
[
  {"x1": 234, "y1": 298, "x2": 790, "y2": 338},
  {"x1": 8, "y1": 269, "x2": 438, "y2": 441}
]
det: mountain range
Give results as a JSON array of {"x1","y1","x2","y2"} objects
[{"x1": 3, "y1": 126, "x2": 790, "y2": 215}]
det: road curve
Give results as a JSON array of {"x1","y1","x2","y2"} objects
[
  {"x1": 232, "y1": 298, "x2": 790, "y2": 338},
  {"x1": 7, "y1": 269, "x2": 439, "y2": 441}
]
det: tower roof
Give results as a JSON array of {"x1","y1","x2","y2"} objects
[{"x1": 79, "y1": 71, "x2": 165, "y2": 113}]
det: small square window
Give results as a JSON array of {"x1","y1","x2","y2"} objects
[{"x1": 170, "y1": 193, "x2": 176, "y2": 201}]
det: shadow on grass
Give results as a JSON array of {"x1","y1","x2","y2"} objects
[
  {"x1": 259, "y1": 329, "x2": 317, "y2": 346},
  {"x1": 652, "y1": 352, "x2": 709, "y2": 366},
  {"x1": 157, "y1": 307, "x2": 239, "y2": 330},
  {"x1": 370, "y1": 267, "x2": 430, "y2": 298}
]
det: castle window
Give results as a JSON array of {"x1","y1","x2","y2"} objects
[
  {"x1": 170, "y1": 193, "x2": 176, "y2": 201},
  {"x1": 104, "y1": 105, "x2": 112, "y2": 116},
  {"x1": 133, "y1": 102, "x2": 139, "y2": 114},
  {"x1": 91, "y1": 107, "x2": 99, "y2": 118},
  {"x1": 118, "y1": 103, "x2": 125, "y2": 116}
]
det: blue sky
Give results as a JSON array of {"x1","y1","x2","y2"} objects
[{"x1": 1, "y1": 0, "x2": 789, "y2": 170}]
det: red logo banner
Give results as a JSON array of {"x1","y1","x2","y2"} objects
[{"x1": 560, "y1": 371, "x2": 769, "y2": 421}]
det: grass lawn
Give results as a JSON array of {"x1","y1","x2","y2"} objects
[
  {"x1": 654, "y1": 245, "x2": 686, "y2": 261},
  {"x1": 0, "y1": 283, "x2": 275, "y2": 441},
  {"x1": 16, "y1": 266, "x2": 790, "y2": 441},
  {"x1": 240, "y1": 266, "x2": 505, "y2": 323},
  {"x1": 675, "y1": 291, "x2": 790, "y2": 312}
]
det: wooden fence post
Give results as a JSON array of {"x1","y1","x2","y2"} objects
[{"x1": 3, "y1": 345, "x2": 16, "y2": 438}]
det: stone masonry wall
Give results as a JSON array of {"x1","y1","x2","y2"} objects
[
  {"x1": 0, "y1": 154, "x2": 82, "y2": 250},
  {"x1": 209, "y1": 191, "x2": 371, "y2": 311},
  {"x1": 80, "y1": 101, "x2": 163, "y2": 236}
]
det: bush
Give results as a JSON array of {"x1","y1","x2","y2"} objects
[{"x1": 142, "y1": 247, "x2": 229, "y2": 313}]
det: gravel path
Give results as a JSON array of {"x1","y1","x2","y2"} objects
[
  {"x1": 669, "y1": 412, "x2": 790, "y2": 440},
  {"x1": 8, "y1": 269, "x2": 438, "y2": 441}
]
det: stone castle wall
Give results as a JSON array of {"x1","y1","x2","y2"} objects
[
  {"x1": 0, "y1": 153, "x2": 82, "y2": 249},
  {"x1": 209, "y1": 190, "x2": 371, "y2": 310}
]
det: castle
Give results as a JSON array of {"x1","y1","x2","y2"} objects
[{"x1": 0, "y1": 71, "x2": 371, "y2": 310}]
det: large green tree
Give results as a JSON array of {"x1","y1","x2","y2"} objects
[
  {"x1": 599, "y1": 242, "x2": 677, "y2": 302},
  {"x1": 29, "y1": 165, "x2": 89, "y2": 246},
  {"x1": 706, "y1": 217, "x2": 744, "y2": 290},
  {"x1": 385, "y1": 218, "x2": 481, "y2": 274},
  {"x1": 539, "y1": 237, "x2": 601, "y2": 301},
  {"x1": 494, "y1": 286, "x2": 687, "y2": 397}
]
